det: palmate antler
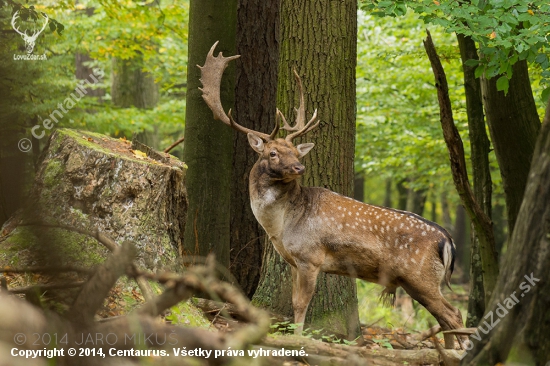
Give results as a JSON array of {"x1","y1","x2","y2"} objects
[
  {"x1": 11, "y1": 10, "x2": 49, "y2": 54},
  {"x1": 198, "y1": 42, "x2": 319, "y2": 142}
]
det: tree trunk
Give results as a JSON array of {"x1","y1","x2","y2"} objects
[
  {"x1": 462, "y1": 99, "x2": 550, "y2": 366},
  {"x1": 453, "y1": 204, "x2": 469, "y2": 283},
  {"x1": 396, "y1": 179, "x2": 408, "y2": 210},
  {"x1": 111, "y1": 55, "x2": 160, "y2": 148},
  {"x1": 0, "y1": 128, "x2": 187, "y2": 272},
  {"x1": 252, "y1": 0, "x2": 360, "y2": 338},
  {"x1": 406, "y1": 186, "x2": 427, "y2": 216},
  {"x1": 424, "y1": 31, "x2": 499, "y2": 306},
  {"x1": 76, "y1": 53, "x2": 105, "y2": 98},
  {"x1": 230, "y1": 0, "x2": 280, "y2": 298},
  {"x1": 354, "y1": 174, "x2": 365, "y2": 202},
  {"x1": 457, "y1": 34, "x2": 490, "y2": 326},
  {"x1": 182, "y1": 0, "x2": 237, "y2": 269},
  {"x1": 383, "y1": 178, "x2": 391, "y2": 207},
  {"x1": 111, "y1": 56, "x2": 158, "y2": 109},
  {"x1": 481, "y1": 60, "x2": 540, "y2": 236}
]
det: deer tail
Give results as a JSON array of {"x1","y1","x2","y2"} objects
[{"x1": 438, "y1": 237, "x2": 456, "y2": 291}]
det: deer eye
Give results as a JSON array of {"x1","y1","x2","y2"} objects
[{"x1": 269, "y1": 151, "x2": 277, "y2": 157}]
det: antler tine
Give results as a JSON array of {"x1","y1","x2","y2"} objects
[
  {"x1": 286, "y1": 109, "x2": 320, "y2": 142},
  {"x1": 283, "y1": 70, "x2": 320, "y2": 142},
  {"x1": 198, "y1": 41, "x2": 274, "y2": 141},
  {"x1": 36, "y1": 13, "x2": 49, "y2": 35},
  {"x1": 11, "y1": 11, "x2": 25, "y2": 36},
  {"x1": 269, "y1": 112, "x2": 281, "y2": 139}
]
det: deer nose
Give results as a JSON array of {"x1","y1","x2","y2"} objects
[{"x1": 293, "y1": 164, "x2": 305, "y2": 175}]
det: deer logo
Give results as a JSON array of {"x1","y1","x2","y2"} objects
[{"x1": 11, "y1": 10, "x2": 49, "y2": 54}]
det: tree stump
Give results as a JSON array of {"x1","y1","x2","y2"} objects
[{"x1": 0, "y1": 128, "x2": 187, "y2": 272}]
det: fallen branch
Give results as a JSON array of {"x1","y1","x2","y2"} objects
[
  {"x1": 8, "y1": 281, "x2": 86, "y2": 294},
  {"x1": 67, "y1": 241, "x2": 137, "y2": 328}
]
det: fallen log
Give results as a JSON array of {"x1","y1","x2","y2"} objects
[{"x1": 262, "y1": 334, "x2": 464, "y2": 365}]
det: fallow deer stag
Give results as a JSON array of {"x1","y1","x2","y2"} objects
[{"x1": 198, "y1": 42, "x2": 464, "y2": 335}]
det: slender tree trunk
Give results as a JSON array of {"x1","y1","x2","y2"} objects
[
  {"x1": 481, "y1": 60, "x2": 540, "y2": 236},
  {"x1": 453, "y1": 204, "x2": 468, "y2": 282},
  {"x1": 253, "y1": 0, "x2": 360, "y2": 338},
  {"x1": 111, "y1": 56, "x2": 158, "y2": 109},
  {"x1": 383, "y1": 178, "x2": 391, "y2": 207},
  {"x1": 230, "y1": 0, "x2": 280, "y2": 298},
  {"x1": 396, "y1": 179, "x2": 408, "y2": 210},
  {"x1": 406, "y1": 186, "x2": 427, "y2": 216},
  {"x1": 111, "y1": 55, "x2": 160, "y2": 147},
  {"x1": 182, "y1": 0, "x2": 237, "y2": 268},
  {"x1": 423, "y1": 31, "x2": 499, "y2": 307},
  {"x1": 457, "y1": 34, "x2": 490, "y2": 326},
  {"x1": 76, "y1": 54, "x2": 105, "y2": 98},
  {"x1": 462, "y1": 99, "x2": 550, "y2": 366},
  {"x1": 354, "y1": 174, "x2": 365, "y2": 202},
  {"x1": 440, "y1": 192, "x2": 453, "y2": 231},
  {"x1": 430, "y1": 196, "x2": 437, "y2": 222}
]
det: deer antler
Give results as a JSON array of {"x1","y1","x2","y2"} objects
[
  {"x1": 281, "y1": 69, "x2": 320, "y2": 142},
  {"x1": 198, "y1": 42, "x2": 280, "y2": 141}
]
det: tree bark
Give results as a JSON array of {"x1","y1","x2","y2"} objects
[
  {"x1": 182, "y1": 0, "x2": 237, "y2": 269},
  {"x1": 462, "y1": 99, "x2": 550, "y2": 366},
  {"x1": 252, "y1": 0, "x2": 360, "y2": 338},
  {"x1": 480, "y1": 60, "x2": 540, "y2": 236},
  {"x1": 230, "y1": 0, "x2": 280, "y2": 298},
  {"x1": 457, "y1": 34, "x2": 490, "y2": 326}
]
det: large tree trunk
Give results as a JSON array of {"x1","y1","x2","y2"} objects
[
  {"x1": 457, "y1": 34, "x2": 490, "y2": 326},
  {"x1": 230, "y1": 0, "x2": 280, "y2": 298},
  {"x1": 182, "y1": 0, "x2": 237, "y2": 269},
  {"x1": 481, "y1": 60, "x2": 540, "y2": 236},
  {"x1": 462, "y1": 99, "x2": 550, "y2": 366},
  {"x1": 252, "y1": 0, "x2": 360, "y2": 338}
]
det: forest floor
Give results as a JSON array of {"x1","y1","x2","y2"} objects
[{"x1": 3, "y1": 269, "x2": 469, "y2": 365}]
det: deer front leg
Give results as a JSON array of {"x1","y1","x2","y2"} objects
[{"x1": 291, "y1": 263, "x2": 320, "y2": 335}]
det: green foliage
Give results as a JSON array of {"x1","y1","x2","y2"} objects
[
  {"x1": 269, "y1": 320, "x2": 359, "y2": 345},
  {"x1": 2, "y1": 0, "x2": 189, "y2": 154},
  {"x1": 356, "y1": 10, "x2": 467, "y2": 199},
  {"x1": 165, "y1": 299, "x2": 210, "y2": 328},
  {"x1": 372, "y1": 338, "x2": 393, "y2": 349},
  {"x1": 360, "y1": 0, "x2": 550, "y2": 98}
]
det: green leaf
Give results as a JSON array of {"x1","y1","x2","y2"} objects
[
  {"x1": 496, "y1": 75, "x2": 509, "y2": 93},
  {"x1": 464, "y1": 59, "x2": 480, "y2": 67},
  {"x1": 475, "y1": 65, "x2": 485, "y2": 78},
  {"x1": 542, "y1": 87, "x2": 550, "y2": 102}
]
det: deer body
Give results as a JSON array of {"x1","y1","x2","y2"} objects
[{"x1": 198, "y1": 42, "x2": 464, "y2": 336}]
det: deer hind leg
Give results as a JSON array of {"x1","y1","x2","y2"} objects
[
  {"x1": 400, "y1": 279, "x2": 463, "y2": 331},
  {"x1": 291, "y1": 263, "x2": 320, "y2": 335}
]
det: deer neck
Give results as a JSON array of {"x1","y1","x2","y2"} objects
[{"x1": 249, "y1": 162, "x2": 302, "y2": 242}]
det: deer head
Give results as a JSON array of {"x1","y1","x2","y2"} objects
[
  {"x1": 198, "y1": 41, "x2": 320, "y2": 178},
  {"x1": 11, "y1": 10, "x2": 49, "y2": 54}
]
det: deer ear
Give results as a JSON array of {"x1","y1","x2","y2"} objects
[
  {"x1": 296, "y1": 143, "x2": 314, "y2": 158},
  {"x1": 247, "y1": 133, "x2": 264, "y2": 154}
]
